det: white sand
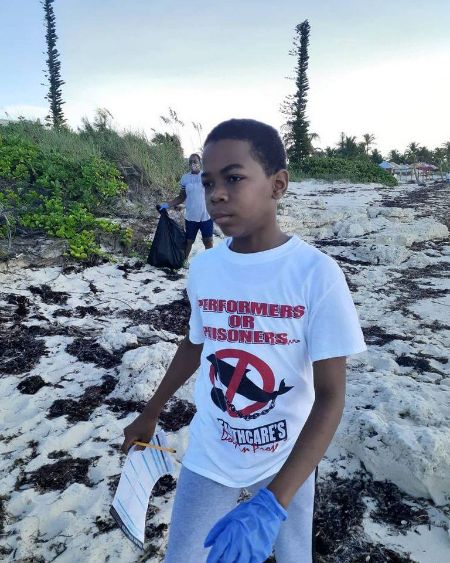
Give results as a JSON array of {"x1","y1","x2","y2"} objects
[{"x1": 0, "y1": 179, "x2": 449, "y2": 561}]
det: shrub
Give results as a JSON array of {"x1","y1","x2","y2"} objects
[
  {"x1": 1, "y1": 119, "x2": 98, "y2": 161},
  {"x1": 1, "y1": 116, "x2": 186, "y2": 194},
  {"x1": 0, "y1": 133, "x2": 129, "y2": 259},
  {"x1": 291, "y1": 156, "x2": 397, "y2": 186}
]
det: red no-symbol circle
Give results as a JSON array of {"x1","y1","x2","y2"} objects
[{"x1": 209, "y1": 349, "x2": 275, "y2": 418}]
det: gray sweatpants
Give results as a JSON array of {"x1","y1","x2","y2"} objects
[{"x1": 164, "y1": 466, "x2": 316, "y2": 563}]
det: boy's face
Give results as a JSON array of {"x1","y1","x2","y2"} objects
[{"x1": 201, "y1": 140, "x2": 287, "y2": 238}]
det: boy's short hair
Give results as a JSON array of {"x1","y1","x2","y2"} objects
[
  {"x1": 204, "y1": 119, "x2": 286, "y2": 176},
  {"x1": 189, "y1": 153, "x2": 202, "y2": 163}
]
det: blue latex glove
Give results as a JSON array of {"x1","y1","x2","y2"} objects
[
  {"x1": 156, "y1": 202, "x2": 169, "y2": 212},
  {"x1": 204, "y1": 488, "x2": 287, "y2": 563}
]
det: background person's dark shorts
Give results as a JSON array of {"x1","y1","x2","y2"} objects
[{"x1": 185, "y1": 219, "x2": 213, "y2": 241}]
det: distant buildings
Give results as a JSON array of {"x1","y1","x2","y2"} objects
[{"x1": 379, "y1": 160, "x2": 439, "y2": 182}]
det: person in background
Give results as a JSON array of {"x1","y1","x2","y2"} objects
[{"x1": 157, "y1": 153, "x2": 214, "y2": 260}]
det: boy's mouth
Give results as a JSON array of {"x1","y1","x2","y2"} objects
[{"x1": 211, "y1": 213, "x2": 232, "y2": 224}]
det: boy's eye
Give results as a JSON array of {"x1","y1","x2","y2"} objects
[{"x1": 202, "y1": 176, "x2": 243, "y2": 189}]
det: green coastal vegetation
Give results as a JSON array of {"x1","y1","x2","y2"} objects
[
  {"x1": 1, "y1": 7, "x2": 448, "y2": 261},
  {"x1": 3, "y1": 117, "x2": 448, "y2": 261},
  {"x1": 0, "y1": 114, "x2": 185, "y2": 260}
]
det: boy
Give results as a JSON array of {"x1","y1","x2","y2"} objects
[
  {"x1": 158, "y1": 153, "x2": 214, "y2": 259},
  {"x1": 123, "y1": 119, "x2": 366, "y2": 562}
]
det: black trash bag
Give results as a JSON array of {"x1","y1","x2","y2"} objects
[{"x1": 148, "y1": 210, "x2": 186, "y2": 269}]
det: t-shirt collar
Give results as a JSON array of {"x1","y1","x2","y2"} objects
[{"x1": 221, "y1": 235, "x2": 302, "y2": 264}]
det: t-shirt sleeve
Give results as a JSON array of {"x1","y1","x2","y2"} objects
[
  {"x1": 180, "y1": 174, "x2": 187, "y2": 189},
  {"x1": 306, "y1": 263, "x2": 366, "y2": 362},
  {"x1": 186, "y1": 265, "x2": 205, "y2": 345}
]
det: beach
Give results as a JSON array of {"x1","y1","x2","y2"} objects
[{"x1": 1, "y1": 179, "x2": 449, "y2": 562}]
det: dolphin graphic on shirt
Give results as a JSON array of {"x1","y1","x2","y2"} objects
[{"x1": 207, "y1": 354, "x2": 293, "y2": 412}]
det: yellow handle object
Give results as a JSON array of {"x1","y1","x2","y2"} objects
[{"x1": 132, "y1": 441, "x2": 176, "y2": 454}]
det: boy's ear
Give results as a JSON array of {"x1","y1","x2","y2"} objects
[{"x1": 271, "y1": 170, "x2": 289, "y2": 200}]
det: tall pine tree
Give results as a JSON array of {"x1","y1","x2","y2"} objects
[
  {"x1": 42, "y1": 0, "x2": 66, "y2": 127},
  {"x1": 282, "y1": 20, "x2": 311, "y2": 167}
]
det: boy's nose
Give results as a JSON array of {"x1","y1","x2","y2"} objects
[{"x1": 209, "y1": 182, "x2": 228, "y2": 203}]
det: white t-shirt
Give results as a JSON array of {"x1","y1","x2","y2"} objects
[
  {"x1": 183, "y1": 235, "x2": 366, "y2": 487},
  {"x1": 180, "y1": 172, "x2": 210, "y2": 222}
]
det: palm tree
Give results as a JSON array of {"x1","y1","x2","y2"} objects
[
  {"x1": 344, "y1": 136, "x2": 358, "y2": 157},
  {"x1": 388, "y1": 149, "x2": 403, "y2": 163},
  {"x1": 336, "y1": 133, "x2": 360, "y2": 158},
  {"x1": 433, "y1": 147, "x2": 449, "y2": 180},
  {"x1": 406, "y1": 142, "x2": 419, "y2": 160},
  {"x1": 370, "y1": 149, "x2": 383, "y2": 164},
  {"x1": 440, "y1": 141, "x2": 450, "y2": 161},
  {"x1": 416, "y1": 145, "x2": 433, "y2": 163},
  {"x1": 308, "y1": 132, "x2": 320, "y2": 153},
  {"x1": 362, "y1": 133, "x2": 376, "y2": 155},
  {"x1": 405, "y1": 142, "x2": 421, "y2": 182},
  {"x1": 404, "y1": 142, "x2": 420, "y2": 166}
]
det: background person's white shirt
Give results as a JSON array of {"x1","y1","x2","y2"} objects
[
  {"x1": 180, "y1": 172, "x2": 210, "y2": 222},
  {"x1": 183, "y1": 235, "x2": 367, "y2": 487}
]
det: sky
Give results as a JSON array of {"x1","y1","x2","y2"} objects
[{"x1": 1, "y1": 0, "x2": 449, "y2": 156}]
